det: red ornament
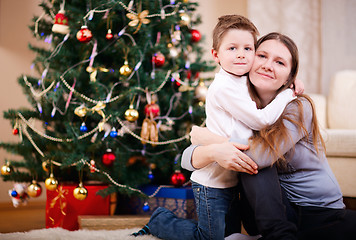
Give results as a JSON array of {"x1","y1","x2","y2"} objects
[
  {"x1": 144, "y1": 102, "x2": 160, "y2": 118},
  {"x1": 170, "y1": 170, "x2": 186, "y2": 187},
  {"x1": 76, "y1": 26, "x2": 92, "y2": 43},
  {"x1": 12, "y1": 128, "x2": 19, "y2": 135},
  {"x1": 52, "y1": 10, "x2": 70, "y2": 34},
  {"x1": 106, "y1": 29, "x2": 114, "y2": 40},
  {"x1": 152, "y1": 52, "x2": 165, "y2": 67},
  {"x1": 187, "y1": 70, "x2": 200, "y2": 80},
  {"x1": 101, "y1": 149, "x2": 116, "y2": 166},
  {"x1": 190, "y1": 29, "x2": 201, "y2": 43}
]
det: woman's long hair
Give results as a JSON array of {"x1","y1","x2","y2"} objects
[{"x1": 247, "y1": 33, "x2": 325, "y2": 165}]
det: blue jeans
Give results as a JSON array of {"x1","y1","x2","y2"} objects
[
  {"x1": 147, "y1": 181, "x2": 240, "y2": 240},
  {"x1": 280, "y1": 189, "x2": 356, "y2": 240}
]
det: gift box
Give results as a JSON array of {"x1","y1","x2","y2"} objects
[
  {"x1": 116, "y1": 185, "x2": 196, "y2": 219},
  {"x1": 46, "y1": 184, "x2": 113, "y2": 231}
]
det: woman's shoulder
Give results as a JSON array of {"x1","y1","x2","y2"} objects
[
  {"x1": 287, "y1": 95, "x2": 313, "y2": 110},
  {"x1": 285, "y1": 95, "x2": 314, "y2": 120}
]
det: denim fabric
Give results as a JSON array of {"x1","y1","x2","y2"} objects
[
  {"x1": 281, "y1": 194, "x2": 356, "y2": 240},
  {"x1": 147, "y1": 181, "x2": 240, "y2": 240}
]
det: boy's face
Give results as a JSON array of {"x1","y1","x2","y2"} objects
[{"x1": 212, "y1": 29, "x2": 255, "y2": 77}]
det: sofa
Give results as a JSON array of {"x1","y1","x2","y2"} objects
[{"x1": 309, "y1": 70, "x2": 356, "y2": 198}]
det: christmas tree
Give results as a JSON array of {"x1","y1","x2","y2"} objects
[{"x1": 0, "y1": 0, "x2": 214, "y2": 202}]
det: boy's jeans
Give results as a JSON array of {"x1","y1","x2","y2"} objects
[{"x1": 147, "y1": 181, "x2": 240, "y2": 240}]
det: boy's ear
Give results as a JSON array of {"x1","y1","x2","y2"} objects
[{"x1": 211, "y1": 48, "x2": 220, "y2": 64}]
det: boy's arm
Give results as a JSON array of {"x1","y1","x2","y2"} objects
[
  {"x1": 244, "y1": 99, "x2": 313, "y2": 169},
  {"x1": 214, "y1": 85, "x2": 295, "y2": 130}
]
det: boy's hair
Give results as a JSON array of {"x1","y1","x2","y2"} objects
[{"x1": 212, "y1": 14, "x2": 259, "y2": 51}]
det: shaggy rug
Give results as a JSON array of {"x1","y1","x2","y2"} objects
[
  {"x1": 0, "y1": 228, "x2": 158, "y2": 240},
  {"x1": 0, "y1": 228, "x2": 260, "y2": 240}
]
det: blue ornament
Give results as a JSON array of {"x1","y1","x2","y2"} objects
[
  {"x1": 80, "y1": 123, "x2": 88, "y2": 132},
  {"x1": 110, "y1": 128, "x2": 118, "y2": 138},
  {"x1": 142, "y1": 203, "x2": 150, "y2": 212},
  {"x1": 11, "y1": 190, "x2": 18, "y2": 197},
  {"x1": 148, "y1": 172, "x2": 154, "y2": 180}
]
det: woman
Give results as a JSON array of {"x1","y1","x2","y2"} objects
[{"x1": 183, "y1": 33, "x2": 356, "y2": 239}]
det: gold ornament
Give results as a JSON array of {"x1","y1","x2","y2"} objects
[
  {"x1": 119, "y1": 61, "x2": 133, "y2": 76},
  {"x1": 168, "y1": 44, "x2": 179, "y2": 58},
  {"x1": 74, "y1": 105, "x2": 88, "y2": 117},
  {"x1": 124, "y1": 104, "x2": 139, "y2": 122},
  {"x1": 73, "y1": 182, "x2": 88, "y2": 201},
  {"x1": 45, "y1": 173, "x2": 58, "y2": 191},
  {"x1": 1, "y1": 162, "x2": 12, "y2": 176},
  {"x1": 150, "y1": 163, "x2": 157, "y2": 170},
  {"x1": 195, "y1": 80, "x2": 208, "y2": 102},
  {"x1": 75, "y1": 103, "x2": 107, "y2": 131},
  {"x1": 27, "y1": 180, "x2": 42, "y2": 198},
  {"x1": 42, "y1": 160, "x2": 50, "y2": 172},
  {"x1": 179, "y1": 11, "x2": 191, "y2": 26}
]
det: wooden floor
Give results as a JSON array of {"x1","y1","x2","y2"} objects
[
  {"x1": 1, "y1": 198, "x2": 356, "y2": 234},
  {"x1": 0, "y1": 201, "x2": 46, "y2": 233}
]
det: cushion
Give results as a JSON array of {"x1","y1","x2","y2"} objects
[
  {"x1": 321, "y1": 129, "x2": 356, "y2": 157},
  {"x1": 328, "y1": 70, "x2": 356, "y2": 129},
  {"x1": 308, "y1": 93, "x2": 327, "y2": 129},
  {"x1": 327, "y1": 156, "x2": 356, "y2": 198}
]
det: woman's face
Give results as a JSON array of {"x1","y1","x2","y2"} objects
[{"x1": 249, "y1": 39, "x2": 292, "y2": 96}]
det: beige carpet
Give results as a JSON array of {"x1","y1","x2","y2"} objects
[
  {"x1": 0, "y1": 227, "x2": 159, "y2": 240},
  {"x1": 0, "y1": 227, "x2": 259, "y2": 240}
]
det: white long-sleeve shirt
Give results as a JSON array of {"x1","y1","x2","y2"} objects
[{"x1": 189, "y1": 68, "x2": 295, "y2": 188}]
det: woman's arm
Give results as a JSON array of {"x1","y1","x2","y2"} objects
[
  {"x1": 189, "y1": 125, "x2": 229, "y2": 145},
  {"x1": 192, "y1": 142, "x2": 258, "y2": 174},
  {"x1": 181, "y1": 130, "x2": 258, "y2": 175},
  {"x1": 187, "y1": 125, "x2": 257, "y2": 173}
]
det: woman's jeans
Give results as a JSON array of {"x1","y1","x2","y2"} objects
[
  {"x1": 240, "y1": 166, "x2": 298, "y2": 240},
  {"x1": 280, "y1": 189, "x2": 356, "y2": 240},
  {"x1": 147, "y1": 181, "x2": 241, "y2": 240}
]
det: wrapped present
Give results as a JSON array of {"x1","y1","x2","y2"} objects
[
  {"x1": 46, "y1": 184, "x2": 113, "y2": 230},
  {"x1": 116, "y1": 185, "x2": 196, "y2": 219}
]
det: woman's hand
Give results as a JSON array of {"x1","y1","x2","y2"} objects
[
  {"x1": 190, "y1": 126, "x2": 228, "y2": 145},
  {"x1": 192, "y1": 142, "x2": 258, "y2": 175},
  {"x1": 209, "y1": 142, "x2": 258, "y2": 174}
]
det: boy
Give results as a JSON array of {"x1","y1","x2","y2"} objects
[{"x1": 133, "y1": 15, "x2": 299, "y2": 240}]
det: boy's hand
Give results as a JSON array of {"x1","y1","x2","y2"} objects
[{"x1": 290, "y1": 78, "x2": 304, "y2": 96}]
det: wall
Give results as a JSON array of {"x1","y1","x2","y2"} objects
[
  {"x1": 0, "y1": 0, "x2": 247, "y2": 203},
  {"x1": 321, "y1": 0, "x2": 356, "y2": 94},
  {"x1": 0, "y1": 0, "x2": 45, "y2": 203},
  {"x1": 195, "y1": 0, "x2": 247, "y2": 64}
]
